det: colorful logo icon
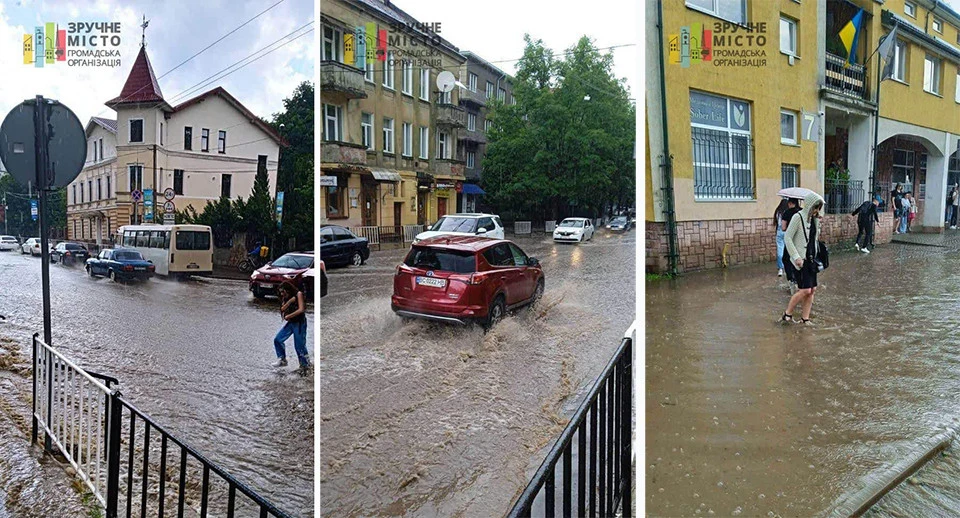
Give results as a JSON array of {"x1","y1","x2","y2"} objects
[{"x1": 668, "y1": 24, "x2": 712, "y2": 68}]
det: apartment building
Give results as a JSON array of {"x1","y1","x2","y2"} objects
[
  {"x1": 320, "y1": 0, "x2": 468, "y2": 229},
  {"x1": 67, "y1": 45, "x2": 283, "y2": 247},
  {"x1": 457, "y1": 51, "x2": 513, "y2": 213},
  {"x1": 646, "y1": 0, "x2": 960, "y2": 273}
]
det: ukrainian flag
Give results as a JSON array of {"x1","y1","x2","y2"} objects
[{"x1": 839, "y1": 9, "x2": 864, "y2": 67}]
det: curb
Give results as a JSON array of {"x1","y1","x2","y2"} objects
[{"x1": 825, "y1": 428, "x2": 956, "y2": 517}]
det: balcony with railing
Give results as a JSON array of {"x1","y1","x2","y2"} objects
[
  {"x1": 435, "y1": 104, "x2": 466, "y2": 128},
  {"x1": 457, "y1": 128, "x2": 487, "y2": 144},
  {"x1": 459, "y1": 88, "x2": 487, "y2": 107},
  {"x1": 824, "y1": 52, "x2": 868, "y2": 100},
  {"x1": 432, "y1": 159, "x2": 466, "y2": 178},
  {"x1": 321, "y1": 140, "x2": 368, "y2": 165},
  {"x1": 320, "y1": 60, "x2": 368, "y2": 100}
]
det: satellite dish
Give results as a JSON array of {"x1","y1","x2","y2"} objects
[{"x1": 436, "y1": 71, "x2": 456, "y2": 93}]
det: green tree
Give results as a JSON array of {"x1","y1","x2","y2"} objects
[
  {"x1": 0, "y1": 173, "x2": 66, "y2": 238},
  {"x1": 482, "y1": 36, "x2": 635, "y2": 221},
  {"x1": 271, "y1": 81, "x2": 314, "y2": 252}
]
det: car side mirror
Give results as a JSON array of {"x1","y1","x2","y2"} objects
[
  {"x1": 477, "y1": 227, "x2": 488, "y2": 234},
  {"x1": 528, "y1": 257, "x2": 539, "y2": 266}
]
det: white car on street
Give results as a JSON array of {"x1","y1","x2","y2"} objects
[
  {"x1": 553, "y1": 218, "x2": 595, "y2": 243},
  {"x1": 20, "y1": 238, "x2": 41, "y2": 256},
  {"x1": 0, "y1": 236, "x2": 17, "y2": 251},
  {"x1": 413, "y1": 213, "x2": 505, "y2": 244}
]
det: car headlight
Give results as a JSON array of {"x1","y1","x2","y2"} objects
[
  {"x1": 250, "y1": 273, "x2": 258, "y2": 280},
  {"x1": 283, "y1": 274, "x2": 297, "y2": 279}
]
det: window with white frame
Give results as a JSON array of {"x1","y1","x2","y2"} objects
[
  {"x1": 467, "y1": 151, "x2": 476, "y2": 169},
  {"x1": 956, "y1": 70, "x2": 960, "y2": 103},
  {"x1": 484, "y1": 119, "x2": 492, "y2": 132},
  {"x1": 383, "y1": 118, "x2": 395, "y2": 153},
  {"x1": 485, "y1": 81, "x2": 494, "y2": 99},
  {"x1": 107, "y1": 175, "x2": 111, "y2": 198},
  {"x1": 892, "y1": 40, "x2": 907, "y2": 81},
  {"x1": 99, "y1": 138, "x2": 103, "y2": 160},
  {"x1": 129, "y1": 119, "x2": 143, "y2": 143},
  {"x1": 438, "y1": 90, "x2": 451, "y2": 104},
  {"x1": 92, "y1": 140, "x2": 97, "y2": 162},
  {"x1": 383, "y1": 51, "x2": 395, "y2": 89},
  {"x1": 467, "y1": 113, "x2": 476, "y2": 131},
  {"x1": 685, "y1": 0, "x2": 746, "y2": 24},
  {"x1": 322, "y1": 25, "x2": 342, "y2": 62},
  {"x1": 437, "y1": 131, "x2": 449, "y2": 159},
  {"x1": 402, "y1": 122, "x2": 413, "y2": 157},
  {"x1": 905, "y1": 1, "x2": 917, "y2": 18},
  {"x1": 780, "y1": 109, "x2": 798, "y2": 144},
  {"x1": 323, "y1": 103, "x2": 341, "y2": 142},
  {"x1": 780, "y1": 16, "x2": 797, "y2": 56},
  {"x1": 402, "y1": 60, "x2": 413, "y2": 95},
  {"x1": 72, "y1": 184, "x2": 77, "y2": 205},
  {"x1": 128, "y1": 165, "x2": 143, "y2": 192},
  {"x1": 933, "y1": 17, "x2": 943, "y2": 34},
  {"x1": 361, "y1": 113, "x2": 374, "y2": 150},
  {"x1": 690, "y1": 90, "x2": 754, "y2": 200},
  {"x1": 420, "y1": 68, "x2": 430, "y2": 100},
  {"x1": 781, "y1": 164, "x2": 798, "y2": 189},
  {"x1": 419, "y1": 126, "x2": 429, "y2": 158},
  {"x1": 468, "y1": 73, "x2": 478, "y2": 92},
  {"x1": 924, "y1": 54, "x2": 942, "y2": 94},
  {"x1": 363, "y1": 56, "x2": 374, "y2": 82},
  {"x1": 893, "y1": 149, "x2": 916, "y2": 191},
  {"x1": 498, "y1": 88, "x2": 506, "y2": 102}
]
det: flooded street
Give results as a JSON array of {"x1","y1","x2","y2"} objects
[
  {"x1": 646, "y1": 240, "x2": 960, "y2": 517},
  {"x1": 319, "y1": 231, "x2": 636, "y2": 517},
  {"x1": 0, "y1": 251, "x2": 314, "y2": 517}
]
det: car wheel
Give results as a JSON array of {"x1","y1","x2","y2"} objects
[
  {"x1": 351, "y1": 251, "x2": 363, "y2": 267},
  {"x1": 109, "y1": 270, "x2": 118, "y2": 282},
  {"x1": 86, "y1": 265, "x2": 94, "y2": 277},
  {"x1": 533, "y1": 279, "x2": 545, "y2": 303},
  {"x1": 485, "y1": 295, "x2": 506, "y2": 329}
]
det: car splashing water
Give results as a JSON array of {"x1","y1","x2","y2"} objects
[
  {"x1": 320, "y1": 232, "x2": 635, "y2": 517},
  {"x1": 646, "y1": 241, "x2": 960, "y2": 518},
  {"x1": 0, "y1": 253, "x2": 314, "y2": 517}
]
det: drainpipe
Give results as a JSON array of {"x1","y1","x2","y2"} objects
[{"x1": 656, "y1": 0, "x2": 679, "y2": 275}]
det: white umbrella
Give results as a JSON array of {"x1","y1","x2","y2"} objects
[{"x1": 777, "y1": 187, "x2": 814, "y2": 200}]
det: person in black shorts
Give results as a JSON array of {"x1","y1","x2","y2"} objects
[{"x1": 781, "y1": 192, "x2": 824, "y2": 324}]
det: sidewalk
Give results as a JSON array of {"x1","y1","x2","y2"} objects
[
  {"x1": 211, "y1": 264, "x2": 250, "y2": 281},
  {"x1": 891, "y1": 229, "x2": 960, "y2": 248}
]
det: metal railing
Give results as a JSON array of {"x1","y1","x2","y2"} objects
[
  {"x1": 31, "y1": 335, "x2": 292, "y2": 518},
  {"x1": 350, "y1": 225, "x2": 426, "y2": 251},
  {"x1": 515, "y1": 221, "x2": 532, "y2": 235},
  {"x1": 545, "y1": 222, "x2": 557, "y2": 233},
  {"x1": 509, "y1": 336, "x2": 633, "y2": 517},
  {"x1": 824, "y1": 52, "x2": 867, "y2": 100},
  {"x1": 825, "y1": 179, "x2": 865, "y2": 214}
]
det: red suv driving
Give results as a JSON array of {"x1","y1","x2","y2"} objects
[{"x1": 391, "y1": 236, "x2": 544, "y2": 326}]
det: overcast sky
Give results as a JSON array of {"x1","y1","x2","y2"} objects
[
  {"x1": 2, "y1": 0, "x2": 313, "y2": 134},
  {"x1": 392, "y1": 0, "x2": 639, "y2": 100}
]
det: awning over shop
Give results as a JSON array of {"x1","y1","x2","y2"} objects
[
  {"x1": 371, "y1": 169, "x2": 403, "y2": 182},
  {"x1": 462, "y1": 183, "x2": 486, "y2": 195}
]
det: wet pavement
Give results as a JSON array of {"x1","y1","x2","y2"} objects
[
  {"x1": 646, "y1": 239, "x2": 960, "y2": 517},
  {"x1": 865, "y1": 443, "x2": 960, "y2": 517},
  {"x1": 0, "y1": 251, "x2": 314, "y2": 517},
  {"x1": 319, "y1": 230, "x2": 636, "y2": 517}
]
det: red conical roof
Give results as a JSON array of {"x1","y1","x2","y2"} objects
[{"x1": 105, "y1": 46, "x2": 164, "y2": 106}]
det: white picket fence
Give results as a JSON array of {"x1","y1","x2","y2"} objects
[
  {"x1": 545, "y1": 221, "x2": 557, "y2": 233},
  {"x1": 349, "y1": 225, "x2": 426, "y2": 248},
  {"x1": 515, "y1": 221, "x2": 532, "y2": 235}
]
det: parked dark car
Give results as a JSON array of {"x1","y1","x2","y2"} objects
[
  {"x1": 85, "y1": 248, "x2": 155, "y2": 282},
  {"x1": 51, "y1": 242, "x2": 90, "y2": 264},
  {"x1": 320, "y1": 225, "x2": 370, "y2": 267},
  {"x1": 391, "y1": 236, "x2": 544, "y2": 327},
  {"x1": 248, "y1": 252, "x2": 314, "y2": 299}
]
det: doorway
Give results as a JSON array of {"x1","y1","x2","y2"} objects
[
  {"x1": 394, "y1": 202, "x2": 402, "y2": 228},
  {"x1": 361, "y1": 181, "x2": 378, "y2": 226},
  {"x1": 417, "y1": 190, "x2": 426, "y2": 225},
  {"x1": 438, "y1": 197, "x2": 447, "y2": 219}
]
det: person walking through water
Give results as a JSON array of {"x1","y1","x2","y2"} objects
[
  {"x1": 781, "y1": 192, "x2": 825, "y2": 324},
  {"x1": 851, "y1": 196, "x2": 879, "y2": 253},
  {"x1": 774, "y1": 198, "x2": 791, "y2": 277},
  {"x1": 780, "y1": 198, "x2": 802, "y2": 288},
  {"x1": 273, "y1": 280, "x2": 311, "y2": 371},
  {"x1": 951, "y1": 186, "x2": 960, "y2": 229}
]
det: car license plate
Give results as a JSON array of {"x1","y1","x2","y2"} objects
[
  {"x1": 187, "y1": 264, "x2": 199, "y2": 269},
  {"x1": 416, "y1": 276, "x2": 446, "y2": 288},
  {"x1": 135, "y1": 267, "x2": 145, "y2": 271},
  {"x1": 259, "y1": 282, "x2": 273, "y2": 289}
]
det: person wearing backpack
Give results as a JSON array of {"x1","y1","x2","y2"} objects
[
  {"x1": 851, "y1": 197, "x2": 879, "y2": 253},
  {"x1": 781, "y1": 191, "x2": 825, "y2": 325}
]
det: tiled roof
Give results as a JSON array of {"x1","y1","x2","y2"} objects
[
  {"x1": 90, "y1": 117, "x2": 117, "y2": 134},
  {"x1": 173, "y1": 87, "x2": 285, "y2": 146},
  {"x1": 105, "y1": 46, "x2": 165, "y2": 106}
]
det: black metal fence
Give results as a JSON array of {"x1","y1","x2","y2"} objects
[
  {"x1": 825, "y1": 179, "x2": 865, "y2": 214},
  {"x1": 824, "y1": 52, "x2": 867, "y2": 99},
  {"x1": 32, "y1": 334, "x2": 292, "y2": 518},
  {"x1": 691, "y1": 129, "x2": 755, "y2": 200},
  {"x1": 509, "y1": 336, "x2": 633, "y2": 517}
]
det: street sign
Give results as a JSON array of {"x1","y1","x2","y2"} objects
[
  {"x1": 0, "y1": 98, "x2": 86, "y2": 189},
  {"x1": 131, "y1": 190, "x2": 143, "y2": 202},
  {"x1": 319, "y1": 176, "x2": 338, "y2": 187},
  {"x1": 163, "y1": 187, "x2": 175, "y2": 201},
  {"x1": 276, "y1": 191, "x2": 284, "y2": 230},
  {"x1": 163, "y1": 201, "x2": 175, "y2": 213},
  {"x1": 30, "y1": 199, "x2": 37, "y2": 221},
  {"x1": 143, "y1": 189, "x2": 154, "y2": 222},
  {"x1": 163, "y1": 213, "x2": 175, "y2": 225}
]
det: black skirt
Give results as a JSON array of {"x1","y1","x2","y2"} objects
[
  {"x1": 796, "y1": 261, "x2": 818, "y2": 290},
  {"x1": 782, "y1": 249, "x2": 797, "y2": 283}
]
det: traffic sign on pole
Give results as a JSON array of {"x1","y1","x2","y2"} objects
[{"x1": 30, "y1": 199, "x2": 38, "y2": 221}]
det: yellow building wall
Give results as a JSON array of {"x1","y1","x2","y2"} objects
[
  {"x1": 868, "y1": 0, "x2": 960, "y2": 136},
  {"x1": 662, "y1": 0, "x2": 821, "y2": 222},
  {"x1": 645, "y1": 121, "x2": 655, "y2": 222}
]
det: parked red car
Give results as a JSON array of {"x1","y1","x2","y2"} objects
[
  {"x1": 391, "y1": 236, "x2": 544, "y2": 326},
  {"x1": 249, "y1": 252, "x2": 314, "y2": 299}
]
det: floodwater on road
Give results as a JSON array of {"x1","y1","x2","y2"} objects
[
  {"x1": 319, "y1": 231, "x2": 636, "y2": 517},
  {"x1": 646, "y1": 241, "x2": 960, "y2": 517},
  {"x1": 0, "y1": 251, "x2": 314, "y2": 517}
]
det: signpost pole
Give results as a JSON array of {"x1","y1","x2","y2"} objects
[{"x1": 33, "y1": 95, "x2": 53, "y2": 452}]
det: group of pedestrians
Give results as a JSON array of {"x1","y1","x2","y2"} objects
[
  {"x1": 947, "y1": 185, "x2": 959, "y2": 229},
  {"x1": 776, "y1": 192, "x2": 825, "y2": 325},
  {"x1": 890, "y1": 184, "x2": 916, "y2": 234}
]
